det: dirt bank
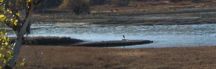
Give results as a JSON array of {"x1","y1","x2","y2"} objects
[{"x1": 18, "y1": 46, "x2": 216, "y2": 69}]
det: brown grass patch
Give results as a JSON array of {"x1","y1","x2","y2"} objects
[{"x1": 18, "y1": 46, "x2": 216, "y2": 69}]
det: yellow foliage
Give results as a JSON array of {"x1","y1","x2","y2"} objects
[
  {"x1": 0, "y1": 31, "x2": 13, "y2": 68},
  {"x1": 0, "y1": 0, "x2": 3, "y2": 3},
  {"x1": 6, "y1": 9, "x2": 12, "y2": 14},
  {"x1": 10, "y1": 18, "x2": 18, "y2": 26},
  {"x1": 16, "y1": 12, "x2": 20, "y2": 17},
  {"x1": 0, "y1": 14, "x2": 6, "y2": 22},
  {"x1": 0, "y1": 0, "x2": 33, "y2": 68}
]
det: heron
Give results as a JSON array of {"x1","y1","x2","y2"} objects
[{"x1": 122, "y1": 35, "x2": 126, "y2": 41}]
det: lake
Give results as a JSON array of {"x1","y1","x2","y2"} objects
[{"x1": 28, "y1": 22, "x2": 216, "y2": 48}]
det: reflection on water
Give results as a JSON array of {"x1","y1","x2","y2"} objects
[{"x1": 30, "y1": 23, "x2": 216, "y2": 48}]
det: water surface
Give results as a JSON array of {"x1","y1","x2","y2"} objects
[{"x1": 30, "y1": 23, "x2": 216, "y2": 48}]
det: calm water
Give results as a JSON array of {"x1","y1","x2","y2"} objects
[{"x1": 29, "y1": 23, "x2": 216, "y2": 48}]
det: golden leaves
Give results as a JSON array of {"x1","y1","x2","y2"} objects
[
  {"x1": 27, "y1": 0, "x2": 32, "y2": 3},
  {"x1": 0, "y1": 14, "x2": 6, "y2": 22},
  {"x1": 0, "y1": 0, "x2": 32, "y2": 68},
  {"x1": 0, "y1": 31, "x2": 13, "y2": 69},
  {"x1": 0, "y1": 31, "x2": 13, "y2": 68},
  {"x1": 0, "y1": 0, "x2": 3, "y2": 3},
  {"x1": 0, "y1": 0, "x2": 15, "y2": 67},
  {"x1": 10, "y1": 18, "x2": 18, "y2": 26},
  {"x1": 6, "y1": 9, "x2": 12, "y2": 14}
]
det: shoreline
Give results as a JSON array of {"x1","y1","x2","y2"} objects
[
  {"x1": 32, "y1": 9, "x2": 216, "y2": 25},
  {"x1": 10, "y1": 36, "x2": 153, "y2": 47},
  {"x1": 33, "y1": 17, "x2": 216, "y2": 25}
]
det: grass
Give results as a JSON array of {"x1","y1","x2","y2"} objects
[{"x1": 18, "y1": 46, "x2": 216, "y2": 69}]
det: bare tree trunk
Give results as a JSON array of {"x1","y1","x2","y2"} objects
[
  {"x1": 7, "y1": 33, "x2": 23, "y2": 68},
  {"x1": 6, "y1": 0, "x2": 33, "y2": 68},
  {"x1": 7, "y1": 15, "x2": 31, "y2": 68}
]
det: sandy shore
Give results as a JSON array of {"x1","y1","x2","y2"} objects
[{"x1": 18, "y1": 45, "x2": 216, "y2": 69}]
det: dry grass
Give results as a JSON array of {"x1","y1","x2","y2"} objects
[
  {"x1": 17, "y1": 46, "x2": 216, "y2": 69},
  {"x1": 91, "y1": 1, "x2": 216, "y2": 14}
]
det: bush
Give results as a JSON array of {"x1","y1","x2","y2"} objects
[
  {"x1": 58, "y1": 0, "x2": 90, "y2": 14},
  {"x1": 109, "y1": 0, "x2": 131, "y2": 6},
  {"x1": 90, "y1": 0, "x2": 107, "y2": 5},
  {"x1": 191, "y1": 0, "x2": 204, "y2": 3}
]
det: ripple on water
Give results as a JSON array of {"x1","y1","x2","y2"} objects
[{"x1": 30, "y1": 23, "x2": 216, "y2": 48}]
